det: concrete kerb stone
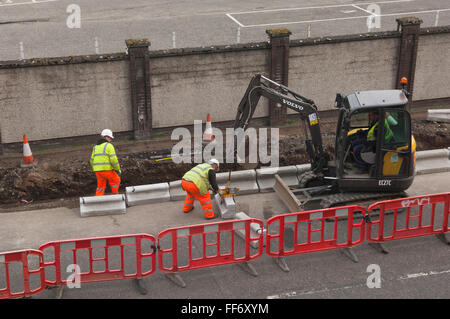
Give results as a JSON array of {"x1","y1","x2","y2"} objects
[
  {"x1": 169, "y1": 180, "x2": 185, "y2": 201},
  {"x1": 415, "y1": 148, "x2": 450, "y2": 160},
  {"x1": 127, "y1": 148, "x2": 449, "y2": 206},
  {"x1": 126, "y1": 183, "x2": 171, "y2": 206},
  {"x1": 214, "y1": 193, "x2": 237, "y2": 219},
  {"x1": 168, "y1": 169, "x2": 259, "y2": 203},
  {"x1": 215, "y1": 170, "x2": 259, "y2": 195},
  {"x1": 296, "y1": 164, "x2": 311, "y2": 177},
  {"x1": 234, "y1": 212, "x2": 265, "y2": 249},
  {"x1": 415, "y1": 148, "x2": 450, "y2": 175},
  {"x1": 427, "y1": 109, "x2": 450, "y2": 123},
  {"x1": 256, "y1": 166, "x2": 299, "y2": 192},
  {"x1": 169, "y1": 165, "x2": 309, "y2": 207},
  {"x1": 79, "y1": 194, "x2": 126, "y2": 217}
]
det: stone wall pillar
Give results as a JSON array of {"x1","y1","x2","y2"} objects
[
  {"x1": 396, "y1": 17, "x2": 422, "y2": 99},
  {"x1": 266, "y1": 28, "x2": 292, "y2": 126},
  {"x1": 126, "y1": 39, "x2": 152, "y2": 139}
]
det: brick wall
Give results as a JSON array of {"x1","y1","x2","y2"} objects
[
  {"x1": 414, "y1": 30, "x2": 450, "y2": 101},
  {"x1": 0, "y1": 57, "x2": 131, "y2": 144},
  {"x1": 0, "y1": 22, "x2": 449, "y2": 151}
]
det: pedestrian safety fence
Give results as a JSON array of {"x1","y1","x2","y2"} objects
[
  {"x1": 265, "y1": 205, "x2": 366, "y2": 268},
  {"x1": 266, "y1": 205, "x2": 366, "y2": 257},
  {"x1": 0, "y1": 250, "x2": 45, "y2": 299},
  {"x1": 1, "y1": 192, "x2": 448, "y2": 299},
  {"x1": 367, "y1": 193, "x2": 449, "y2": 242},
  {"x1": 39, "y1": 234, "x2": 157, "y2": 287},
  {"x1": 158, "y1": 218, "x2": 264, "y2": 273}
]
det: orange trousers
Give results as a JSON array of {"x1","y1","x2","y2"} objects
[
  {"x1": 181, "y1": 179, "x2": 214, "y2": 219},
  {"x1": 95, "y1": 170, "x2": 121, "y2": 196}
]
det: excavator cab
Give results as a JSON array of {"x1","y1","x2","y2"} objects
[
  {"x1": 334, "y1": 90, "x2": 416, "y2": 192},
  {"x1": 233, "y1": 74, "x2": 416, "y2": 211}
]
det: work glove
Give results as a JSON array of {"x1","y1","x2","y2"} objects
[{"x1": 116, "y1": 170, "x2": 121, "y2": 177}]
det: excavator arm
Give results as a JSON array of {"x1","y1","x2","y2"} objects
[{"x1": 233, "y1": 74, "x2": 329, "y2": 173}]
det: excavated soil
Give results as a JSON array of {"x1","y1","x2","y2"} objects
[{"x1": 0, "y1": 118, "x2": 448, "y2": 212}]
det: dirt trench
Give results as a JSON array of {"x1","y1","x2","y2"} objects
[{"x1": 0, "y1": 119, "x2": 448, "y2": 211}]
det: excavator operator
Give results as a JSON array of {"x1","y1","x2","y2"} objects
[{"x1": 352, "y1": 111, "x2": 393, "y2": 171}]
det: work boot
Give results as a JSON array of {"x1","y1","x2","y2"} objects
[
  {"x1": 183, "y1": 206, "x2": 194, "y2": 214},
  {"x1": 204, "y1": 212, "x2": 215, "y2": 220}
]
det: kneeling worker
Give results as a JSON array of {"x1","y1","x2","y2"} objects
[
  {"x1": 181, "y1": 159, "x2": 220, "y2": 219},
  {"x1": 90, "y1": 129, "x2": 121, "y2": 196}
]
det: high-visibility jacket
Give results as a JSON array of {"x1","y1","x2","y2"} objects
[
  {"x1": 367, "y1": 119, "x2": 393, "y2": 142},
  {"x1": 182, "y1": 163, "x2": 212, "y2": 196},
  {"x1": 90, "y1": 141, "x2": 120, "y2": 172}
]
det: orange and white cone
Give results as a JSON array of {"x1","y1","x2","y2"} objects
[
  {"x1": 21, "y1": 135, "x2": 37, "y2": 168},
  {"x1": 202, "y1": 113, "x2": 214, "y2": 144}
]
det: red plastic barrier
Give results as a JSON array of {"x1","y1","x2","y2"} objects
[
  {"x1": 158, "y1": 218, "x2": 264, "y2": 273},
  {"x1": 0, "y1": 249, "x2": 45, "y2": 299},
  {"x1": 266, "y1": 205, "x2": 366, "y2": 257},
  {"x1": 367, "y1": 193, "x2": 450, "y2": 242},
  {"x1": 39, "y1": 234, "x2": 156, "y2": 287}
]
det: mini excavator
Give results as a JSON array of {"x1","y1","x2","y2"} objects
[{"x1": 233, "y1": 74, "x2": 416, "y2": 210}]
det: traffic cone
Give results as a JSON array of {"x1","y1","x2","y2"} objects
[
  {"x1": 202, "y1": 113, "x2": 214, "y2": 143},
  {"x1": 21, "y1": 135, "x2": 37, "y2": 168}
]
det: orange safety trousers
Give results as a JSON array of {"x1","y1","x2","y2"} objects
[
  {"x1": 95, "y1": 170, "x2": 121, "y2": 196},
  {"x1": 181, "y1": 179, "x2": 214, "y2": 219}
]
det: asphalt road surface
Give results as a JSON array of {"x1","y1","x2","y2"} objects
[
  {"x1": 1, "y1": 0, "x2": 450, "y2": 60},
  {"x1": 1, "y1": 172, "x2": 449, "y2": 301}
]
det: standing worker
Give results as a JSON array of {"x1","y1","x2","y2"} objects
[
  {"x1": 90, "y1": 129, "x2": 121, "y2": 196},
  {"x1": 181, "y1": 159, "x2": 220, "y2": 219}
]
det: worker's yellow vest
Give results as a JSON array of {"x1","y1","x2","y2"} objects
[
  {"x1": 183, "y1": 163, "x2": 212, "y2": 196},
  {"x1": 90, "y1": 142, "x2": 120, "y2": 172},
  {"x1": 367, "y1": 119, "x2": 393, "y2": 142}
]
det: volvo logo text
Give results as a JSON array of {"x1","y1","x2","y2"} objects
[{"x1": 282, "y1": 99, "x2": 303, "y2": 111}]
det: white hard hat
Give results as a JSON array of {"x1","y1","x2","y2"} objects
[
  {"x1": 208, "y1": 158, "x2": 219, "y2": 168},
  {"x1": 101, "y1": 129, "x2": 114, "y2": 139}
]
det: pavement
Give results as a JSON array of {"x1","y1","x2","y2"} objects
[
  {"x1": 0, "y1": 170, "x2": 449, "y2": 299},
  {"x1": 1, "y1": 0, "x2": 450, "y2": 60}
]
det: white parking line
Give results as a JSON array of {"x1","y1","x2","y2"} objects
[
  {"x1": 376, "y1": 8, "x2": 450, "y2": 18},
  {"x1": 227, "y1": 0, "x2": 416, "y2": 15},
  {"x1": 226, "y1": 13, "x2": 245, "y2": 28},
  {"x1": 226, "y1": 0, "x2": 450, "y2": 28},
  {"x1": 267, "y1": 268, "x2": 450, "y2": 299},
  {"x1": 229, "y1": 8, "x2": 450, "y2": 28},
  {"x1": 0, "y1": 0, "x2": 58, "y2": 7},
  {"x1": 267, "y1": 283, "x2": 366, "y2": 299},
  {"x1": 240, "y1": 14, "x2": 371, "y2": 28},
  {"x1": 352, "y1": 4, "x2": 379, "y2": 16},
  {"x1": 398, "y1": 269, "x2": 450, "y2": 280}
]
